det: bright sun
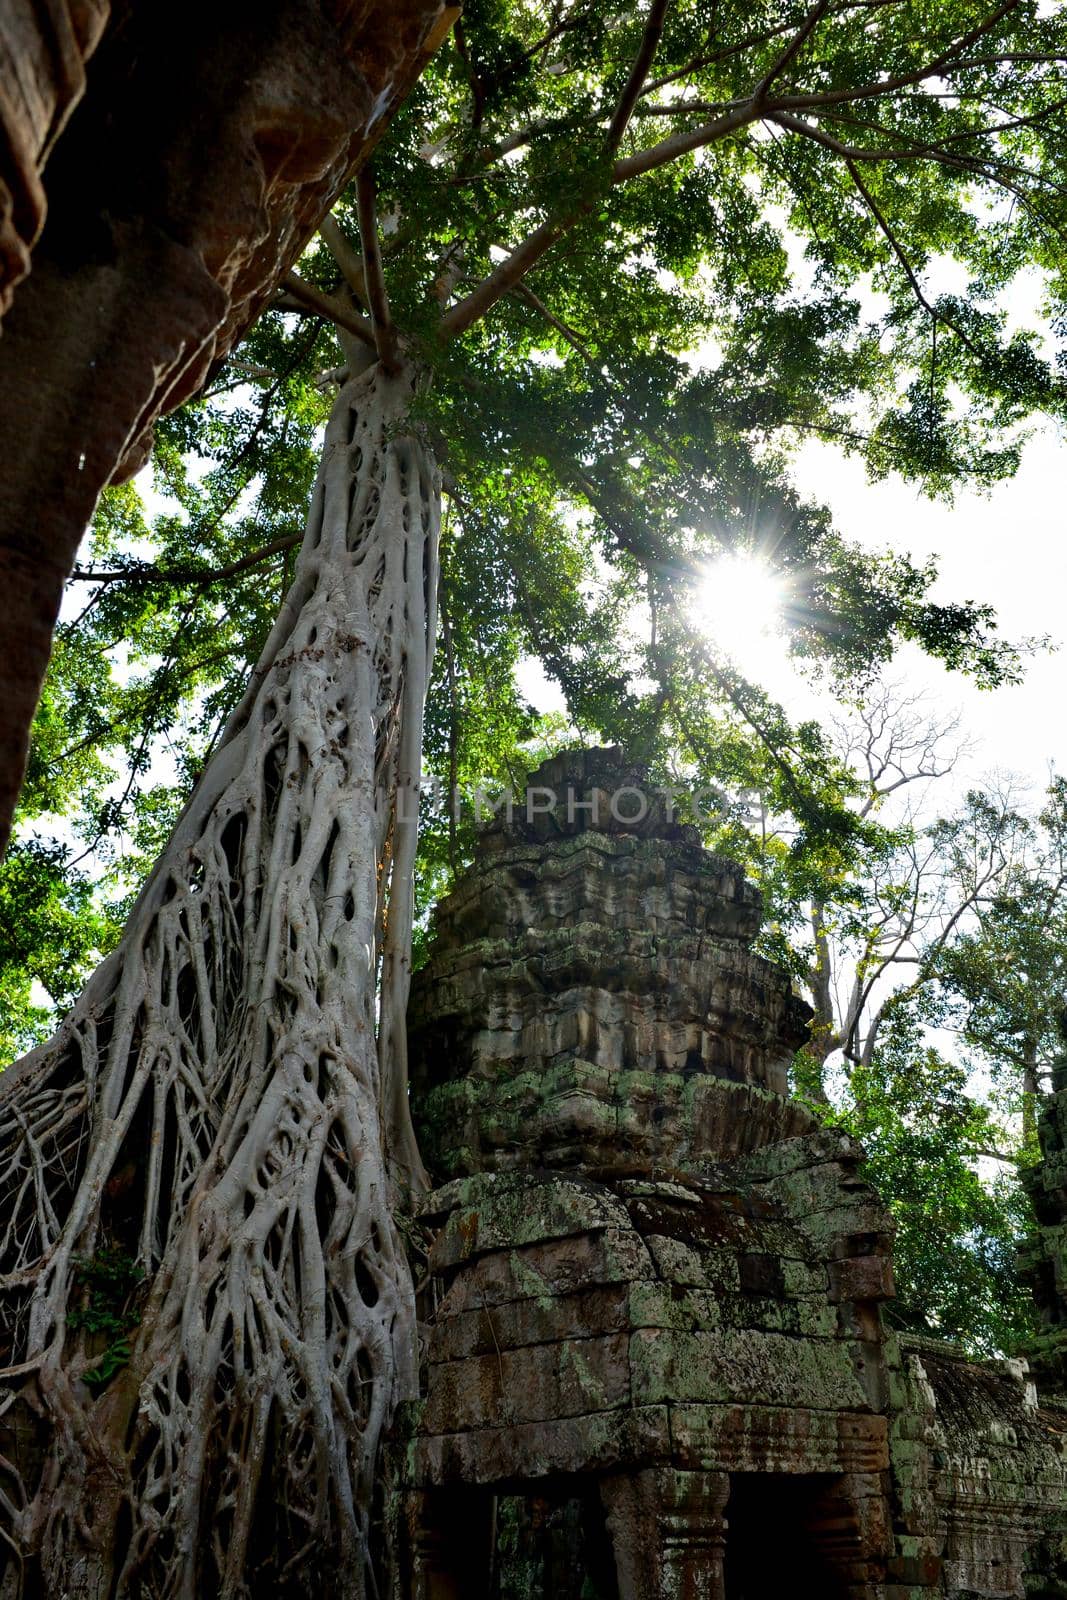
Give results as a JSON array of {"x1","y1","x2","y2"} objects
[{"x1": 692, "y1": 554, "x2": 786, "y2": 680}]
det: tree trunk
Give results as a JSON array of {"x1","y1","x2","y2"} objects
[
  {"x1": 796, "y1": 903, "x2": 835, "y2": 1105},
  {"x1": 0, "y1": 0, "x2": 458, "y2": 858},
  {"x1": 0, "y1": 357, "x2": 438, "y2": 1598},
  {"x1": 1023, "y1": 1043, "x2": 1041, "y2": 1149}
]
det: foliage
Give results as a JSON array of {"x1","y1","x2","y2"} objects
[
  {"x1": 823, "y1": 1000, "x2": 1039, "y2": 1357},
  {"x1": 0, "y1": 838, "x2": 118, "y2": 1059},
  {"x1": 66, "y1": 1247, "x2": 145, "y2": 1391},
  {"x1": 779, "y1": 738, "x2": 1067, "y2": 1352},
  {"x1": 935, "y1": 776, "x2": 1067, "y2": 1101}
]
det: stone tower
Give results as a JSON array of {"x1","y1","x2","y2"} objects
[{"x1": 395, "y1": 748, "x2": 1067, "y2": 1599}]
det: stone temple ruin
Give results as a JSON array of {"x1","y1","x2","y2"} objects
[{"x1": 395, "y1": 747, "x2": 1067, "y2": 1598}]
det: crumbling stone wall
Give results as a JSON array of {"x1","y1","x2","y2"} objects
[{"x1": 886, "y1": 1334, "x2": 1067, "y2": 1598}]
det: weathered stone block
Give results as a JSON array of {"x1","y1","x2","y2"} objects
[
  {"x1": 423, "y1": 1332, "x2": 630, "y2": 1433},
  {"x1": 427, "y1": 1175, "x2": 629, "y2": 1269},
  {"x1": 643, "y1": 1235, "x2": 742, "y2": 1290},
  {"x1": 630, "y1": 1328, "x2": 872, "y2": 1411},
  {"x1": 626, "y1": 1281, "x2": 723, "y2": 1332},
  {"x1": 426, "y1": 1285, "x2": 632, "y2": 1364},
  {"x1": 668, "y1": 1403, "x2": 889, "y2": 1475},
  {"x1": 788, "y1": 1200, "x2": 894, "y2": 1257},
  {"x1": 413, "y1": 1404, "x2": 672, "y2": 1484},
  {"x1": 780, "y1": 1257, "x2": 829, "y2": 1296},
  {"x1": 437, "y1": 1228, "x2": 654, "y2": 1314},
  {"x1": 830, "y1": 1254, "x2": 896, "y2": 1303}
]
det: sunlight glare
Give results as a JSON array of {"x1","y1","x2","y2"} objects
[{"x1": 692, "y1": 554, "x2": 786, "y2": 680}]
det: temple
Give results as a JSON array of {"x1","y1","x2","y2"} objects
[{"x1": 395, "y1": 747, "x2": 1067, "y2": 1598}]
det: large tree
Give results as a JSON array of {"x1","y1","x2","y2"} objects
[
  {"x1": 3, "y1": 2, "x2": 1067, "y2": 1594},
  {"x1": 0, "y1": 0, "x2": 458, "y2": 858}
]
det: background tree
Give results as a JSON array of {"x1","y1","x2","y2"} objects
[
  {"x1": 936, "y1": 776, "x2": 1067, "y2": 1120},
  {"x1": 4, "y1": 2, "x2": 1067, "y2": 1594},
  {"x1": 837, "y1": 1003, "x2": 1037, "y2": 1353},
  {"x1": 729, "y1": 683, "x2": 1067, "y2": 1350},
  {"x1": 781, "y1": 684, "x2": 975, "y2": 1096}
]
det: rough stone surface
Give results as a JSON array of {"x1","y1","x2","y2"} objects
[
  {"x1": 396, "y1": 749, "x2": 1067, "y2": 1598},
  {"x1": 409, "y1": 750, "x2": 813, "y2": 1176},
  {"x1": 885, "y1": 1333, "x2": 1067, "y2": 1600},
  {"x1": 0, "y1": 0, "x2": 456, "y2": 853}
]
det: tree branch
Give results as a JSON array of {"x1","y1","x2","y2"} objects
[
  {"x1": 607, "y1": 0, "x2": 671, "y2": 151},
  {"x1": 318, "y1": 214, "x2": 368, "y2": 306},
  {"x1": 752, "y1": 0, "x2": 831, "y2": 103},
  {"x1": 71, "y1": 531, "x2": 303, "y2": 590},
  {"x1": 771, "y1": 106, "x2": 1067, "y2": 251},
  {"x1": 355, "y1": 166, "x2": 400, "y2": 370},
  {"x1": 279, "y1": 272, "x2": 376, "y2": 348},
  {"x1": 513, "y1": 282, "x2": 601, "y2": 368},
  {"x1": 453, "y1": 17, "x2": 486, "y2": 133},
  {"x1": 611, "y1": 101, "x2": 760, "y2": 180},
  {"x1": 439, "y1": 216, "x2": 570, "y2": 341},
  {"x1": 769, "y1": 0, "x2": 1026, "y2": 111},
  {"x1": 227, "y1": 359, "x2": 282, "y2": 381},
  {"x1": 772, "y1": 104, "x2": 1065, "y2": 199},
  {"x1": 641, "y1": 15, "x2": 801, "y2": 98},
  {"x1": 439, "y1": 102, "x2": 760, "y2": 339},
  {"x1": 842, "y1": 157, "x2": 985, "y2": 359},
  {"x1": 437, "y1": 0, "x2": 1036, "y2": 344}
]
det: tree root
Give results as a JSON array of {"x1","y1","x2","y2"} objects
[{"x1": 0, "y1": 359, "x2": 438, "y2": 1598}]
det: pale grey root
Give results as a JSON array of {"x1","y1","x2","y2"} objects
[{"x1": 0, "y1": 360, "x2": 439, "y2": 1599}]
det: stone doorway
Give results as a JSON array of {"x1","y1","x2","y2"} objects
[
  {"x1": 493, "y1": 1488, "x2": 618, "y2": 1599},
  {"x1": 724, "y1": 1473, "x2": 860, "y2": 1599},
  {"x1": 410, "y1": 1481, "x2": 619, "y2": 1599}
]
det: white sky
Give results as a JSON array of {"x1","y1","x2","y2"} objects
[{"x1": 791, "y1": 427, "x2": 1067, "y2": 793}]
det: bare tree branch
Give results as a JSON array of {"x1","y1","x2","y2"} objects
[
  {"x1": 319, "y1": 213, "x2": 369, "y2": 306},
  {"x1": 71, "y1": 531, "x2": 303, "y2": 589},
  {"x1": 226, "y1": 359, "x2": 282, "y2": 381},
  {"x1": 439, "y1": 216, "x2": 570, "y2": 340},
  {"x1": 611, "y1": 100, "x2": 760, "y2": 179}
]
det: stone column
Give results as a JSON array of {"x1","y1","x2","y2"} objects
[
  {"x1": 601, "y1": 1468, "x2": 730, "y2": 1599},
  {"x1": 807, "y1": 1471, "x2": 892, "y2": 1599}
]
